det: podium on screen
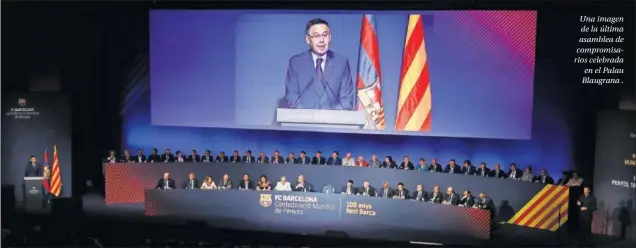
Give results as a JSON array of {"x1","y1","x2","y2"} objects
[{"x1": 276, "y1": 108, "x2": 366, "y2": 129}]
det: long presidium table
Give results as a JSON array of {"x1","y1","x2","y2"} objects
[{"x1": 145, "y1": 189, "x2": 491, "y2": 244}]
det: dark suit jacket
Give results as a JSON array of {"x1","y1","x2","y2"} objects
[
  {"x1": 284, "y1": 50, "x2": 355, "y2": 110},
  {"x1": 174, "y1": 156, "x2": 187, "y2": 162},
  {"x1": 201, "y1": 155, "x2": 214, "y2": 162},
  {"x1": 120, "y1": 156, "x2": 134, "y2": 163},
  {"x1": 399, "y1": 162, "x2": 415, "y2": 170},
  {"x1": 378, "y1": 187, "x2": 394, "y2": 198},
  {"x1": 296, "y1": 157, "x2": 311, "y2": 164},
  {"x1": 312, "y1": 157, "x2": 326, "y2": 165},
  {"x1": 460, "y1": 195, "x2": 476, "y2": 206},
  {"x1": 394, "y1": 189, "x2": 409, "y2": 199},
  {"x1": 188, "y1": 155, "x2": 201, "y2": 162},
  {"x1": 134, "y1": 155, "x2": 147, "y2": 163},
  {"x1": 183, "y1": 179, "x2": 200, "y2": 189},
  {"x1": 476, "y1": 168, "x2": 491, "y2": 177},
  {"x1": 429, "y1": 192, "x2": 443, "y2": 203},
  {"x1": 327, "y1": 157, "x2": 342, "y2": 166},
  {"x1": 238, "y1": 180, "x2": 255, "y2": 190},
  {"x1": 461, "y1": 166, "x2": 476, "y2": 175},
  {"x1": 270, "y1": 156, "x2": 284, "y2": 164},
  {"x1": 25, "y1": 163, "x2": 43, "y2": 177},
  {"x1": 507, "y1": 169, "x2": 523, "y2": 179},
  {"x1": 257, "y1": 156, "x2": 269, "y2": 163},
  {"x1": 215, "y1": 156, "x2": 229, "y2": 163},
  {"x1": 412, "y1": 190, "x2": 430, "y2": 201},
  {"x1": 358, "y1": 186, "x2": 376, "y2": 196},
  {"x1": 380, "y1": 161, "x2": 397, "y2": 169},
  {"x1": 445, "y1": 193, "x2": 461, "y2": 205},
  {"x1": 444, "y1": 165, "x2": 461, "y2": 174},
  {"x1": 229, "y1": 155, "x2": 241, "y2": 163},
  {"x1": 477, "y1": 197, "x2": 494, "y2": 210},
  {"x1": 156, "y1": 178, "x2": 176, "y2": 189},
  {"x1": 242, "y1": 155, "x2": 255, "y2": 163},
  {"x1": 489, "y1": 169, "x2": 507, "y2": 178},
  {"x1": 536, "y1": 175, "x2": 555, "y2": 184},
  {"x1": 218, "y1": 180, "x2": 233, "y2": 189},
  {"x1": 160, "y1": 154, "x2": 175, "y2": 162},
  {"x1": 285, "y1": 157, "x2": 297, "y2": 164},
  {"x1": 147, "y1": 154, "x2": 161, "y2": 162},
  {"x1": 429, "y1": 164, "x2": 443, "y2": 172},
  {"x1": 294, "y1": 181, "x2": 311, "y2": 192},
  {"x1": 341, "y1": 185, "x2": 358, "y2": 195}
]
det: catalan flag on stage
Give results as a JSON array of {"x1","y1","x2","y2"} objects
[
  {"x1": 49, "y1": 145, "x2": 63, "y2": 197},
  {"x1": 395, "y1": 15, "x2": 432, "y2": 132},
  {"x1": 356, "y1": 14, "x2": 386, "y2": 130}
]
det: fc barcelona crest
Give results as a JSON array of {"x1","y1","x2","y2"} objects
[
  {"x1": 259, "y1": 194, "x2": 272, "y2": 207},
  {"x1": 17, "y1": 98, "x2": 27, "y2": 107}
]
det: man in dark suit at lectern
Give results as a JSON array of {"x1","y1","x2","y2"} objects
[{"x1": 25, "y1": 156, "x2": 43, "y2": 177}]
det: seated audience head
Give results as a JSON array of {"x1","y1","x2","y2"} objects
[
  {"x1": 371, "y1": 154, "x2": 378, "y2": 160},
  {"x1": 297, "y1": 175, "x2": 304, "y2": 182},
  {"x1": 163, "y1": 172, "x2": 170, "y2": 180},
  {"x1": 433, "y1": 185, "x2": 440, "y2": 192},
  {"x1": 417, "y1": 184, "x2": 423, "y2": 191},
  {"x1": 363, "y1": 180, "x2": 370, "y2": 187},
  {"x1": 123, "y1": 150, "x2": 131, "y2": 156},
  {"x1": 432, "y1": 158, "x2": 438, "y2": 164},
  {"x1": 176, "y1": 151, "x2": 183, "y2": 156},
  {"x1": 243, "y1": 173, "x2": 249, "y2": 181},
  {"x1": 446, "y1": 186, "x2": 454, "y2": 194},
  {"x1": 164, "y1": 148, "x2": 171, "y2": 154},
  {"x1": 205, "y1": 150, "x2": 211, "y2": 156},
  {"x1": 191, "y1": 150, "x2": 197, "y2": 155},
  {"x1": 479, "y1": 192, "x2": 487, "y2": 199},
  {"x1": 188, "y1": 172, "x2": 195, "y2": 180},
  {"x1": 403, "y1": 156, "x2": 409, "y2": 162},
  {"x1": 464, "y1": 160, "x2": 471, "y2": 166},
  {"x1": 464, "y1": 190, "x2": 471, "y2": 197},
  {"x1": 259, "y1": 152, "x2": 266, "y2": 157},
  {"x1": 385, "y1": 156, "x2": 392, "y2": 163},
  {"x1": 332, "y1": 151, "x2": 339, "y2": 158},
  {"x1": 259, "y1": 175, "x2": 268, "y2": 182},
  {"x1": 108, "y1": 150, "x2": 116, "y2": 157},
  {"x1": 540, "y1": 169, "x2": 548, "y2": 176},
  {"x1": 397, "y1": 182, "x2": 404, "y2": 190},
  {"x1": 300, "y1": 151, "x2": 306, "y2": 157},
  {"x1": 419, "y1": 158, "x2": 426, "y2": 165},
  {"x1": 347, "y1": 180, "x2": 353, "y2": 186},
  {"x1": 204, "y1": 176, "x2": 213, "y2": 184},
  {"x1": 345, "y1": 152, "x2": 352, "y2": 158},
  {"x1": 274, "y1": 150, "x2": 280, "y2": 156},
  {"x1": 280, "y1": 176, "x2": 287, "y2": 183},
  {"x1": 525, "y1": 166, "x2": 533, "y2": 173},
  {"x1": 289, "y1": 152, "x2": 295, "y2": 158},
  {"x1": 494, "y1": 163, "x2": 501, "y2": 170},
  {"x1": 223, "y1": 174, "x2": 230, "y2": 181},
  {"x1": 382, "y1": 181, "x2": 389, "y2": 189},
  {"x1": 449, "y1": 159, "x2": 456, "y2": 166},
  {"x1": 151, "y1": 148, "x2": 158, "y2": 155},
  {"x1": 246, "y1": 150, "x2": 252, "y2": 155},
  {"x1": 233, "y1": 150, "x2": 239, "y2": 156},
  {"x1": 510, "y1": 163, "x2": 517, "y2": 170},
  {"x1": 315, "y1": 151, "x2": 322, "y2": 157},
  {"x1": 357, "y1": 155, "x2": 364, "y2": 161},
  {"x1": 480, "y1": 162, "x2": 487, "y2": 169},
  {"x1": 572, "y1": 172, "x2": 580, "y2": 179},
  {"x1": 219, "y1": 151, "x2": 226, "y2": 157}
]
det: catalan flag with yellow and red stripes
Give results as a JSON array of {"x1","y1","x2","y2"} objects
[
  {"x1": 49, "y1": 145, "x2": 63, "y2": 197},
  {"x1": 395, "y1": 15, "x2": 432, "y2": 132}
]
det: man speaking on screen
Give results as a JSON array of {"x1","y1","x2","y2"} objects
[{"x1": 284, "y1": 18, "x2": 355, "y2": 110}]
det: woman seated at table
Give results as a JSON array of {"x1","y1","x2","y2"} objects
[
  {"x1": 256, "y1": 175, "x2": 271, "y2": 191},
  {"x1": 200, "y1": 176, "x2": 217, "y2": 190},
  {"x1": 274, "y1": 176, "x2": 291, "y2": 191}
]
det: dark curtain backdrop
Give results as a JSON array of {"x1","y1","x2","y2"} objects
[{"x1": 2, "y1": 2, "x2": 633, "y2": 195}]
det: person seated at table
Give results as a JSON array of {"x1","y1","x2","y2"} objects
[
  {"x1": 256, "y1": 175, "x2": 271, "y2": 191},
  {"x1": 355, "y1": 155, "x2": 368, "y2": 167},
  {"x1": 135, "y1": 149, "x2": 147, "y2": 163},
  {"x1": 312, "y1": 151, "x2": 326, "y2": 165},
  {"x1": 342, "y1": 153, "x2": 355, "y2": 166},
  {"x1": 411, "y1": 184, "x2": 429, "y2": 202},
  {"x1": 507, "y1": 163, "x2": 522, "y2": 180},
  {"x1": 274, "y1": 176, "x2": 292, "y2": 191},
  {"x1": 294, "y1": 175, "x2": 311, "y2": 192},
  {"x1": 188, "y1": 150, "x2": 201, "y2": 162},
  {"x1": 297, "y1": 151, "x2": 310, "y2": 165},
  {"x1": 242, "y1": 150, "x2": 255, "y2": 163},
  {"x1": 393, "y1": 183, "x2": 408, "y2": 199},
  {"x1": 489, "y1": 164, "x2": 506, "y2": 178},
  {"x1": 238, "y1": 173, "x2": 254, "y2": 190},
  {"x1": 556, "y1": 171, "x2": 570, "y2": 186},
  {"x1": 201, "y1": 150, "x2": 214, "y2": 163},
  {"x1": 477, "y1": 192, "x2": 494, "y2": 213},
  {"x1": 565, "y1": 172, "x2": 584, "y2": 187},
  {"x1": 399, "y1": 156, "x2": 414, "y2": 170},
  {"x1": 428, "y1": 158, "x2": 443, "y2": 172},
  {"x1": 174, "y1": 151, "x2": 186, "y2": 163},
  {"x1": 215, "y1": 152, "x2": 229, "y2": 163},
  {"x1": 200, "y1": 176, "x2": 217, "y2": 189},
  {"x1": 368, "y1": 154, "x2": 381, "y2": 168},
  {"x1": 521, "y1": 166, "x2": 535, "y2": 182},
  {"x1": 461, "y1": 160, "x2": 476, "y2": 175},
  {"x1": 229, "y1": 151, "x2": 241, "y2": 163},
  {"x1": 326, "y1": 151, "x2": 342, "y2": 166},
  {"x1": 476, "y1": 162, "x2": 490, "y2": 177},
  {"x1": 358, "y1": 180, "x2": 375, "y2": 196},
  {"x1": 535, "y1": 169, "x2": 555, "y2": 184},
  {"x1": 147, "y1": 148, "x2": 161, "y2": 163},
  {"x1": 443, "y1": 186, "x2": 460, "y2": 206},
  {"x1": 104, "y1": 150, "x2": 118, "y2": 164},
  {"x1": 183, "y1": 172, "x2": 199, "y2": 189},
  {"x1": 257, "y1": 152, "x2": 269, "y2": 163},
  {"x1": 120, "y1": 150, "x2": 133, "y2": 163},
  {"x1": 444, "y1": 159, "x2": 461, "y2": 174},
  {"x1": 380, "y1": 156, "x2": 397, "y2": 169},
  {"x1": 270, "y1": 151, "x2": 284, "y2": 164},
  {"x1": 378, "y1": 181, "x2": 394, "y2": 198},
  {"x1": 416, "y1": 158, "x2": 427, "y2": 171},
  {"x1": 460, "y1": 190, "x2": 475, "y2": 207},
  {"x1": 160, "y1": 148, "x2": 175, "y2": 162},
  {"x1": 429, "y1": 185, "x2": 443, "y2": 203},
  {"x1": 155, "y1": 172, "x2": 176, "y2": 189},
  {"x1": 218, "y1": 174, "x2": 233, "y2": 189},
  {"x1": 341, "y1": 180, "x2": 357, "y2": 195},
  {"x1": 285, "y1": 152, "x2": 297, "y2": 164}
]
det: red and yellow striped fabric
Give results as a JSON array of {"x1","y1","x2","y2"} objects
[
  {"x1": 507, "y1": 185, "x2": 569, "y2": 231},
  {"x1": 50, "y1": 145, "x2": 63, "y2": 197},
  {"x1": 395, "y1": 14, "x2": 432, "y2": 132}
]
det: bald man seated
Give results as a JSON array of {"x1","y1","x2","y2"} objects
[
  {"x1": 443, "y1": 186, "x2": 460, "y2": 206},
  {"x1": 156, "y1": 172, "x2": 176, "y2": 189}
]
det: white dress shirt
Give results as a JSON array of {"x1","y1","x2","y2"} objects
[
  {"x1": 274, "y1": 181, "x2": 292, "y2": 191},
  {"x1": 342, "y1": 157, "x2": 355, "y2": 166}
]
